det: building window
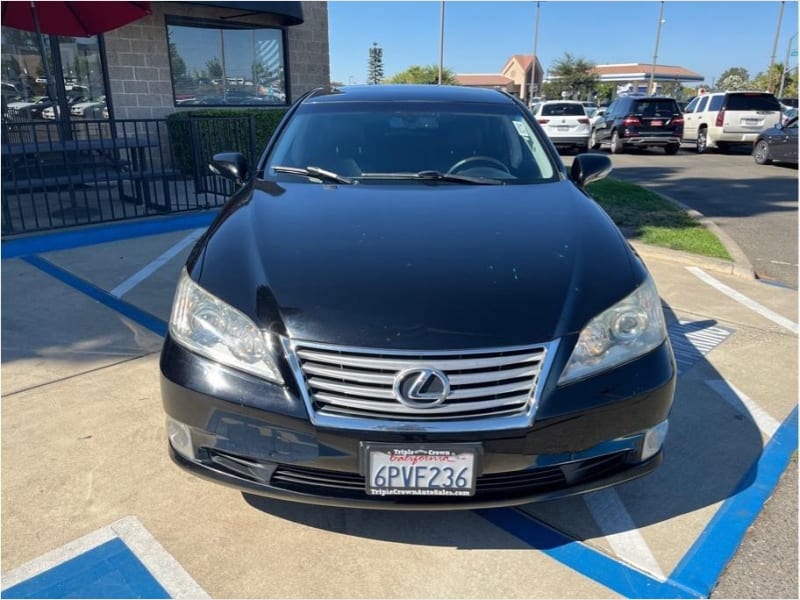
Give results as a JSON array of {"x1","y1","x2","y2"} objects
[
  {"x1": 166, "y1": 18, "x2": 287, "y2": 107},
  {"x1": 1, "y1": 27, "x2": 108, "y2": 121}
]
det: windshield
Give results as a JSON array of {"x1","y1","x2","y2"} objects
[{"x1": 265, "y1": 101, "x2": 556, "y2": 184}]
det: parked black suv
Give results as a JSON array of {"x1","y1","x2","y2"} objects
[{"x1": 590, "y1": 95, "x2": 683, "y2": 154}]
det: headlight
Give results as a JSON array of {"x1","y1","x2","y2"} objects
[
  {"x1": 169, "y1": 268, "x2": 284, "y2": 384},
  {"x1": 559, "y1": 277, "x2": 667, "y2": 385}
]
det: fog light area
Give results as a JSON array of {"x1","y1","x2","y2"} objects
[
  {"x1": 167, "y1": 417, "x2": 194, "y2": 459},
  {"x1": 641, "y1": 420, "x2": 669, "y2": 461}
]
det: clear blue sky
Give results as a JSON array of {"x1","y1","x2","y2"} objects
[{"x1": 328, "y1": 1, "x2": 799, "y2": 87}]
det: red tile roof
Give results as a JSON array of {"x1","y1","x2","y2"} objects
[
  {"x1": 455, "y1": 74, "x2": 513, "y2": 86},
  {"x1": 593, "y1": 63, "x2": 703, "y2": 79}
]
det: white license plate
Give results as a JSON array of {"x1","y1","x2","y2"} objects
[
  {"x1": 556, "y1": 126, "x2": 570, "y2": 131},
  {"x1": 651, "y1": 120, "x2": 663, "y2": 126},
  {"x1": 365, "y1": 445, "x2": 477, "y2": 497},
  {"x1": 742, "y1": 119, "x2": 760, "y2": 125}
]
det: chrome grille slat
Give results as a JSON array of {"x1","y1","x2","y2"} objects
[
  {"x1": 289, "y1": 341, "x2": 549, "y2": 423},
  {"x1": 296, "y1": 349, "x2": 542, "y2": 372},
  {"x1": 314, "y1": 392, "x2": 531, "y2": 415}
]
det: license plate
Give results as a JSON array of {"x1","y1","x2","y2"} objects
[
  {"x1": 743, "y1": 119, "x2": 760, "y2": 125},
  {"x1": 364, "y1": 445, "x2": 477, "y2": 497},
  {"x1": 651, "y1": 120, "x2": 663, "y2": 126},
  {"x1": 556, "y1": 126, "x2": 570, "y2": 131}
]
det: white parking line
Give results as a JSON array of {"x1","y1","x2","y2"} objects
[
  {"x1": 687, "y1": 267, "x2": 799, "y2": 335},
  {"x1": 110, "y1": 228, "x2": 205, "y2": 298},
  {"x1": 584, "y1": 488, "x2": 666, "y2": 581},
  {"x1": 0, "y1": 516, "x2": 208, "y2": 598},
  {"x1": 705, "y1": 380, "x2": 780, "y2": 439}
]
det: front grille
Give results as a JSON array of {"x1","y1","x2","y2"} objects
[{"x1": 288, "y1": 342, "x2": 549, "y2": 421}]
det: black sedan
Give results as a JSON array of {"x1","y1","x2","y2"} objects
[
  {"x1": 161, "y1": 85, "x2": 676, "y2": 509},
  {"x1": 753, "y1": 117, "x2": 798, "y2": 165}
]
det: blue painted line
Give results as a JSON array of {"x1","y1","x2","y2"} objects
[
  {"x1": 2, "y1": 210, "x2": 219, "y2": 260},
  {"x1": 669, "y1": 405, "x2": 799, "y2": 597},
  {"x1": 476, "y1": 508, "x2": 699, "y2": 598},
  {"x1": 2, "y1": 538, "x2": 169, "y2": 599},
  {"x1": 22, "y1": 255, "x2": 168, "y2": 337}
]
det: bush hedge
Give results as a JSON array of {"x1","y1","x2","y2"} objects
[{"x1": 166, "y1": 107, "x2": 289, "y2": 175}]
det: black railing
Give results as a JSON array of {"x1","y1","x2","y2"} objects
[{"x1": 1, "y1": 115, "x2": 257, "y2": 236}]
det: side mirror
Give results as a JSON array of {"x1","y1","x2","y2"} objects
[
  {"x1": 775, "y1": 122, "x2": 784, "y2": 130},
  {"x1": 209, "y1": 152, "x2": 249, "y2": 185},
  {"x1": 569, "y1": 153, "x2": 612, "y2": 188}
]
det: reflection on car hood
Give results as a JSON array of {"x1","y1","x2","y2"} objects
[{"x1": 194, "y1": 180, "x2": 646, "y2": 349}]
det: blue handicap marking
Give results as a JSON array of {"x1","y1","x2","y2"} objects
[{"x1": 3, "y1": 538, "x2": 169, "y2": 599}]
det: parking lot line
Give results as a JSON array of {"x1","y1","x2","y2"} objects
[
  {"x1": 668, "y1": 406, "x2": 798, "y2": 596},
  {"x1": 110, "y1": 228, "x2": 205, "y2": 298},
  {"x1": 705, "y1": 380, "x2": 780, "y2": 438},
  {"x1": 687, "y1": 267, "x2": 799, "y2": 334},
  {"x1": 22, "y1": 255, "x2": 167, "y2": 337}
]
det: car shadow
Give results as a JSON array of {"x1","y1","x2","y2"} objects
[{"x1": 241, "y1": 301, "x2": 767, "y2": 550}]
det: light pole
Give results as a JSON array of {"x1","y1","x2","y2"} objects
[
  {"x1": 528, "y1": 1, "x2": 541, "y2": 104},
  {"x1": 777, "y1": 31, "x2": 798, "y2": 99},
  {"x1": 438, "y1": 0, "x2": 445, "y2": 85},
  {"x1": 768, "y1": 1, "x2": 785, "y2": 93},
  {"x1": 648, "y1": 1, "x2": 665, "y2": 95}
]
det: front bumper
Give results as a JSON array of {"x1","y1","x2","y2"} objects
[{"x1": 161, "y1": 335, "x2": 675, "y2": 509}]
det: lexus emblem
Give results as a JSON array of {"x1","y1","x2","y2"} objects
[{"x1": 393, "y1": 368, "x2": 450, "y2": 408}]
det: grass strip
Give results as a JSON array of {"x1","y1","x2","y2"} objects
[{"x1": 586, "y1": 178, "x2": 731, "y2": 260}]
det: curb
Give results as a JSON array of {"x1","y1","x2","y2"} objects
[{"x1": 632, "y1": 185, "x2": 757, "y2": 281}]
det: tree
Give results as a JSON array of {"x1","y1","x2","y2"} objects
[
  {"x1": 168, "y1": 31, "x2": 187, "y2": 79},
  {"x1": 717, "y1": 67, "x2": 750, "y2": 85},
  {"x1": 716, "y1": 73, "x2": 749, "y2": 91},
  {"x1": 206, "y1": 57, "x2": 223, "y2": 79},
  {"x1": 387, "y1": 64, "x2": 457, "y2": 85},
  {"x1": 546, "y1": 53, "x2": 597, "y2": 100},
  {"x1": 367, "y1": 42, "x2": 384, "y2": 84}
]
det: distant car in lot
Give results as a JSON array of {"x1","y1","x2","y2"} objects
[
  {"x1": 682, "y1": 91, "x2": 782, "y2": 153},
  {"x1": 530, "y1": 100, "x2": 591, "y2": 152},
  {"x1": 70, "y1": 96, "x2": 105, "y2": 117},
  {"x1": 752, "y1": 116, "x2": 798, "y2": 165},
  {"x1": 6, "y1": 95, "x2": 51, "y2": 118},
  {"x1": 590, "y1": 96, "x2": 683, "y2": 154},
  {"x1": 160, "y1": 84, "x2": 676, "y2": 510}
]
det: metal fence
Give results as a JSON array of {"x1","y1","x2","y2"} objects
[{"x1": 1, "y1": 115, "x2": 257, "y2": 236}]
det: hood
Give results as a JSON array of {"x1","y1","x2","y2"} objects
[{"x1": 195, "y1": 180, "x2": 646, "y2": 350}]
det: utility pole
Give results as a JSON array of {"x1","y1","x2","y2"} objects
[
  {"x1": 778, "y1": 31, "x2": 798, "y2": 99},
  {"x1": 649, "y1": 1, "x2": 665, "y2": 96},
  {"x1": 528, "y1": 1, "x2": 541, "y2": 104},
  {"x1": 438, "y1": 1, "x2": 445, "y2": 85},
  {"x1": 768, "y1": 1, "x2": 785, "y2": 93}
]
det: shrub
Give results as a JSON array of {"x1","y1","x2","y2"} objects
[{"x1": 166, "y1": 107, "x2": 288, "y2": 175}]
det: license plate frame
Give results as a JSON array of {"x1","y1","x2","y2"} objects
[{"x1": 362, "y1": 443, "x2": 480, "y2": 497}]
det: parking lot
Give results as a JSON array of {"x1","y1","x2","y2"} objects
[{"x1": 1, "y1": 154, "x2": 797, "y2": 597}]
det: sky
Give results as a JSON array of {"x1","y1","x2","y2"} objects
[{"x1": 328, "y1": 1, "x2": 800, "y2": 87}]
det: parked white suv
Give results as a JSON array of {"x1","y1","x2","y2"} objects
[
  {"x1": 682, "y1": 91, "x2": 782, "y2": 153},
  {"x1": 530, "y1": 100, "x2": 591, "y2": 153}
]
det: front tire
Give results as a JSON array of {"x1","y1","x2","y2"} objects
[
  {"x1": 610, "y1": 130, "x2": 624, "y2": 154},
  {"x1": 696, "y1": 128, "x2": 709, "y2": 154},
  {"x1": 753, "y1": 140, "x2": 771, "y2": 165},
  {"x1": 664, "y1": 143, "x2": 680, "y2": 155}
]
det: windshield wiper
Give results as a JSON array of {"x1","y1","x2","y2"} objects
[
  {"x1": 412, "y1": 170, "x2": 503, "y2": 185},
  {"x1": 272, "y1": 165, "x2": 354, "y2": 185}
]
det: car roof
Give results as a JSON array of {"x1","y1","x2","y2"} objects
[
  {"x1": 305, "y1": 85, "x2": 515, "y2": 105},
  {"x1": 541, "y1": 100, "x2": 583, "y2": 104}
]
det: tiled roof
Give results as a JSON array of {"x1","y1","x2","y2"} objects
[
  {"x1": 455, "y1": 74, "x2": 513, "y2": 86},
  {"x1": 593, "y1": 63, "x2": 703, "y2": 79}
]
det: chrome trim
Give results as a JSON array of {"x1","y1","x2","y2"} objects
[{"x1": 281, "y1": 338, "x2": 560, "y2": 432}]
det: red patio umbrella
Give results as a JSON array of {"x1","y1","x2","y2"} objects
[{"x1": 1, "y1": 1, "x2": 152, "y2": 38}]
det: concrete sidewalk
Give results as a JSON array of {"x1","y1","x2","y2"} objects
[{"x1": 1, "y1": 222, "x2": 797, "y2": 598}]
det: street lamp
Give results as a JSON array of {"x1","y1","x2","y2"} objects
[
  {"x1": 438, "y1": 1, "x2": 445, "y2": 85},
  {"x1": 648, "y1": 1, "x2": 665, "y2": 96},
  {"x1": 777, "y1": 31, "x2": 798, "y2": 99}
]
